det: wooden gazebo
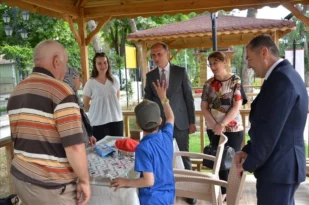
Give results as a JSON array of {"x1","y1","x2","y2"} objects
[
  {"x1": 2, "y1": 0, "x2": 309, "y2": 84},
  {"x1": 127, "y1": 14, "x2": 296, "y2": 85}
]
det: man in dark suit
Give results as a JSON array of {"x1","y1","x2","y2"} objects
[
  {"x1": 144, "y1": 42, "x2": 196, "y2": 169},
  {"x1": 235, "y1": 34, "x2": 308, "y2": 205}
]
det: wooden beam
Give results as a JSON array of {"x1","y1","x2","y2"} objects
[
  {"x1": 170, "y1": 49, "x2": 182, "y2": 60},
  {"x1": 78, "y1": 8, "x2": 89, "y2": 85},
  {"x1": 75, "y1": 0, "x2": 88, "y2": 8},
  {"x1": 84, "y1": 0, "x2": 307, "y2": 19},
  {"x1": 272, "y1": 31, "x2": 280, "y2": 46},
  {"x1": 4, "y1": 0, "x2": 67, "y2": 20},
  {"x1": 85, "y1": 16, "x2": 111, "y2": 45},
  {"x1": 282, "y1": 2, "x2": 309, "y2": 27},
  {"x1": 127, "y1": 27, "x2": 295, "y2": 44},
  {"x1": 5, "y1": 143, "x2": 14, "y2": 194},
  {"x1": 141, "y1": 42, "x2": 148, "y2": 88},
  {"x1": 65, "y1": 15, "x2": 82, "y2": 46},
  {"x1": 20, "y1": 0, "x2": 79, "y2": 18}
]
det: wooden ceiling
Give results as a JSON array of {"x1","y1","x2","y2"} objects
[
  {"x1": 2, "y1": 0, "x2": 309, "y2": 84},
  {"x1": 2, "y1": 0, "x2": 309, "y2": 22}
]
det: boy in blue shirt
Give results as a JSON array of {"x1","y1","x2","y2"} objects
[{"x1": 110, "y1": 80, "x2": 175, "y2": 205}]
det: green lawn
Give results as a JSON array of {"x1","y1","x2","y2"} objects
[
  {"x1": 127, "y1": 120, "x2": 309, "y2": 156},
  {"x1": 189, "y1": 133, "x2": 309, "y2": 157}
]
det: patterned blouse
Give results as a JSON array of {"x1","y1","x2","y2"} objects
[{"x1": 201, "y1": 74, "x2": 244, "y2": 132}]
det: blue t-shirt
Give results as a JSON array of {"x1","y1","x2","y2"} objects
[{"x1": 135, "y1": 123, "x2": 175, "y2": 205}]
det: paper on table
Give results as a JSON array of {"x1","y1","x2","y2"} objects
[{"x1": 106, "y1": 140, "x2": 116, "y2": 147}]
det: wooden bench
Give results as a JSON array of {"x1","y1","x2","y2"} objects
[{"x1": 191, "y1": 158, "x2": 203, "y2": 171}]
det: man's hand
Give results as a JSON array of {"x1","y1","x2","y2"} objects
[
  {"x1": 189, "y1": 124, "x2": 196, "y2": 134},
  {"x1": 109, "y1": 178, "x2": 130, "y2": 191},
  {"x1": 77, "y1": 181, "x2": 91, "y2": 205},
  {"x1": 88, "y1": 136, "x2": 97, "y2": 146},
  {"x1": 152, "y1": 80, "x2": 167, "y2": 101},
  {"x1": 234, "y1": 151, "x2": 248, "y2": 177}
]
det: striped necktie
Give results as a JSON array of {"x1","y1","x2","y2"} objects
[{"x1": 161, "y1": 69, "x2": 167, "y2": 88}]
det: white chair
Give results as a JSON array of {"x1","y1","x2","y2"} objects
[
  {"x1": 173, "y1": 134, "x2": 228, "y2": 204},
  {"x1": 174, "y1": 159, "x2": 247, "y2": 205}
]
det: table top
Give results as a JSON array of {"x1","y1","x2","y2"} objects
[{"x1": 87, "y1": 136, "x2": 139, "y2": 186}]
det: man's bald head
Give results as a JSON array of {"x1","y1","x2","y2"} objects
[{"x1": 33, "y1": 40, "x2": 68, "y2": 80}]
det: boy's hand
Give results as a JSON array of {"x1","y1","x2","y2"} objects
[
  {"x1": 152, "y1": 80, "x2": 167, "y2": 100},
  {"x1": 109, "y1": 178, "x2": 130, "y2": 191},
  {"x1": 88, "y1": 136, "x2": 97, "y2": 146}
]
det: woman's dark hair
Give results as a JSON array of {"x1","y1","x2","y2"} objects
[
  {"x1": 91, "y1": 52, "x2": 113, "y2": 83},
  {"x1": 208, "y1": 51, "x2": 226, "y2": 62}
]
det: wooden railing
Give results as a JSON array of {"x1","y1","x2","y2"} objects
[
  {"x1": 123, "y1": 109, "x2": 251, "y2": 152},
  {"x1": 0, "y1": 136, "x2": 14, "y2": 194}
]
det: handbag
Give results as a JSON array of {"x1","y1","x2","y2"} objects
[
  {"x1": 0, "y1": 194, "x2": 19, "y2": 205},
  {"x1": 202, "y1": 142, "x2": 235, "y2": 171}
]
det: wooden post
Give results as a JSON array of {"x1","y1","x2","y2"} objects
[
  {"x1": 141, "y1": 42, "x2": 148, "y2": 89},
  {"x1": 223, "y1": 50, "x2": 235, "y2": 73},
  {"x1": 77, "y1": 9, "x2": 89, "y2": 86},
  {"x1": 200, "y1": 113, "x2": 205, "y2": 152},
  {"x1": 241, "y1": 112, "x2": 246, "y2": 147},
  {"x1": 124, "y1": 115, "x2": 130, "y2": 137},
  {"x1": 5, "y1": 142, "x2": 14, "y2": 194}
]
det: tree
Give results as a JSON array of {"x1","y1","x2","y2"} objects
[{"x1": 242, "y1": 8, "x2": 256, "y2": 92}]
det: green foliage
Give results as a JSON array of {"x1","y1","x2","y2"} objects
[
  {"x1": 0, "y1": 44, "x2": 33, "y2": 72},
  {"x1": 0, "y1": 106, "x2": 7, "y2": 113},
  {"x1": 0, "y1": 5, "x2": 84, "y2": 72},
  {"x1": 231, "y1": 46, "x2": 244, "y2": 78}
]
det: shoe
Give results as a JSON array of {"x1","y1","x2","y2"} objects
[{"x1": 185, "y1": 198, "x2": 197, "y2": 205}]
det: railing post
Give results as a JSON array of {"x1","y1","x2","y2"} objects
[
  {"x1": 124, "y1": 115, "x2": 130, "y2": 137},
  {"x1": 5, "y1": 142, "x2": 14, "y2": 194},
  {"x1": 199, "y1": 112, "x2": 205, "y2": 152},
  {"x1": 241, "y1": 112, "x2": 246, "y2": 147}
]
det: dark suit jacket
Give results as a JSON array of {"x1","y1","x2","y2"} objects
[
  {"x1": 144, "y1": 64, "x2": 195, "y2": 130},
  {"x1": 242, "y1": 60, "x2": 308, "y2": 184}
]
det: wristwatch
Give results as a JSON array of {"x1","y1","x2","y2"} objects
[{"x1": 161, "y1": 98, "x2": 169, "y2": 105}]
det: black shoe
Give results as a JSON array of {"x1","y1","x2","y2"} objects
[{"x1": 185, "y1": 198, "x2": 197, "y2": 205}]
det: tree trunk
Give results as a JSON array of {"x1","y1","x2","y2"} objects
[
  {"x1": 119, "y1": 27, "x2": 127, "y2": 57},
  {"x1": 87, "y1": 20, "x2": 102, "y2": 52},
  {"x1": 242, "y1": 8, "x2": 257, "y2": 93}
]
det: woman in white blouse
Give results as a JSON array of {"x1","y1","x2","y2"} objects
[{"x1": 83, "y1": 52, "x2": 123, "y2": 141}]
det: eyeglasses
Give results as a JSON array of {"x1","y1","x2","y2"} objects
[{"x1": 208, "y1": 61, "x2": 221, "y2": 67}]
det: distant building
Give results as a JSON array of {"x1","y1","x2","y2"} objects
[{"x1": 0, "y1": 55, "x2": 18, "y2": 95}]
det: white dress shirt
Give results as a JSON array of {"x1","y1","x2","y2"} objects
[
  {"x1": 264, "y1": 59, "x2": 284, "y2": 80},
  {"x1": 159, "y1": 62, "x2": 170, "y2": 86}
]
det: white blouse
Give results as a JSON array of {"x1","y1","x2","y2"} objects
[{"x1": 83, "y1": 75, "x2": 123, "y2": 126}]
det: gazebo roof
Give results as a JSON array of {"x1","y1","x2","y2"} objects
[
  {"x1": 127, "y1": 14, "x2": 296, "y2": 49},
  {"x1": 1, "y1": 0, "x2": 308, "y2": 21}
]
